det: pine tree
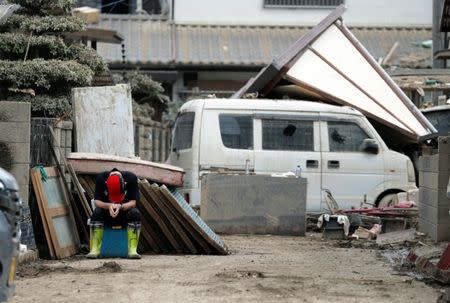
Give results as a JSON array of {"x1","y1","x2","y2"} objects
[{"x1": 0, "y1": 0, "x2": 108, "y2": 117}]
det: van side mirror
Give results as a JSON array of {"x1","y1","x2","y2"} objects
[{"x1": 360, "y1": 139, "x2": 379, "y2": 154}]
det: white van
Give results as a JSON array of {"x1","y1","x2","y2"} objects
[{"x1": 167, "y1": 99, "x2": 417, "y2": 212}]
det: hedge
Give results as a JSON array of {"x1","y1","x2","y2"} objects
[
  {"x1": 3, "y1": 14, "x2": 85, "y2": 33},
  {"x1": 9, "y1": 0, "x2": 76, "y2": 16},
  {"x1": 0, "y1": 59, "x2": 93, "y2": 90},
  {"x1": 6, "y1": 93, "x2": 71, "y2": 117},
  {"x1": 0, "y1": 33, "x2": 107, "y2": 72}
]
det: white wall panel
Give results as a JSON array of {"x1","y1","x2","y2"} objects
[{"x1": 72, "y1": 84, "x2": 135, "y2": 157}]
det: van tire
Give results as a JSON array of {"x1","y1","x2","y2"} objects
[{"x1": 377, "y1": 193, "x2": 398, "y2": 207}]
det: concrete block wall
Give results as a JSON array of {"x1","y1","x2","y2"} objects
[
  {"x1": 0, "y1": 101, "x2": 35, "y2": 247},
  {"x1": 418, "y1": 136, "x2": 450, "y2": 242},
  {"x1": 0, "y1": 101, "x2": 31, "y2": 204},
  {"x1": 134, "y1": 117, "x2": 170, "y2": 163}
]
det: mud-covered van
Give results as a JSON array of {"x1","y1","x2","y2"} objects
[{"x1": 167, "y1": 99, "x2": 417, "y2": 212}]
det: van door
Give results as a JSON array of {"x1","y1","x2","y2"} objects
[
  {"x1": 320, "y1": 118, "x2": 385, "y2": 209},
  {"x1": 253, "y1": 114, "x2": 322, "y2": 212},
  {"x1": 199, "y1": 110, "x2": 254, "y2": 172}
]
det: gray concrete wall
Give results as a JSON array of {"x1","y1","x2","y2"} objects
[
  {"x1": 201, "y1": 174, "x2": 307, "y2": 235},
  {"x1": 0, "y1": 101, "x2": 30, "y2": 205},
  {"x1": 418, "y1": 136, "x2": 450, "y2": 242}
]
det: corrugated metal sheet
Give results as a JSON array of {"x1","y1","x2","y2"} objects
[{"x1": 95, "y1": 15, "x2": 432, "y2": 68}]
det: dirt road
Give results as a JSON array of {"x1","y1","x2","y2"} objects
[{"x1": 11, "y1": 234, "x2": 442, "y2": 303}]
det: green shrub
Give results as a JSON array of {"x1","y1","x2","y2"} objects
[
  {"x1": 0, "y1": 59, "x2": 93, "y2": 90},
  {"x1": 3, "y1": 14, "x2": 85, "y2": 33}
]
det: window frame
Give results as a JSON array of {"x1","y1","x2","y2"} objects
[
  {"x1": 218, "y1": 114, "x2": 254, "y2": 150},
  {"x1": 261, "y1": 118, "x2": 315, "y2": 152},
  {"x1": 171, "y1": 112, "x2": 195, "y2": 151},
  {"x1": 325, "y1": 120, "x2": 373, "y2": 153}
]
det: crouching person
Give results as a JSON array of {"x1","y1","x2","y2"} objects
[{"x1": 87, "y1": 168, "x2": 141, "y2": 259}]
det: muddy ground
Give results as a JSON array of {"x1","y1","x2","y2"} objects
[{"x1": 10, "y1": 233, "x2": 447, "y2": 303}]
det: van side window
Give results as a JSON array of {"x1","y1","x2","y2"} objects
[
  {"x1": 328, "y1": 121, "x2": 369, "y2": 152},
  {"x1": 172, "y1": 112, "x2": 195, "y2": 150},
  {"x1": 219, "y1": 115, "x2": 253, "y2": 149},
  {"x1": 262, "y1": 119, "x2": 313, "y2": 151}
]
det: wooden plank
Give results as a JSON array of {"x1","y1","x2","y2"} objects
[
  {"x1": 30, "y1": 169, "x2": 56, "y2": 258},
  {"x1": 138, "y1": 187, "x2": 184, "y2": 253},
  {"x1": 68, "y1": 163, "x2": 92, "y2": 217},
  {"x1": 137, "y1": 198, "x2": 171, "y2": 253},
  {"x1": 78, "y1": 176, "x2": 94, "y2": 199},
  {"x1": 376, "y1": 228, "x2": 416, "y2": 245},
  {"x1": 142, "y1": 183, "x2": 198, "y2": 254},
  {"x1": 160, "y1": 186, "x2": 228, "y2": 255},
  {"x1": 67, "y1": 152, "x2": 184, "y2": 187},
  {"x1": 48, "y1": 206, "x2": 69, "y2": 217},
  {"x1": 149, "y1": 184, "x2": 210, "y2": 253}
]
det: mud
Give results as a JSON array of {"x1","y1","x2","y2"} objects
[{"x1": 11, "y1": 234, "x2": 444, "y2": 303}]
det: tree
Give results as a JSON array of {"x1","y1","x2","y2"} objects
[
  {"x1": 0, "y1": 0, "x2": 108, "y2": 117},
  {"x1": 114, "y1": 71, "x2": 170, "y2": 122}
]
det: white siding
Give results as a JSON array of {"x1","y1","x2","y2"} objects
[{"x1": 174, "y1": 0, "x2": 431, "y2": 26}]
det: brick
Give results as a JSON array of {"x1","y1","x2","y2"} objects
[
  {"x1": 0, "y1": 121, "x2": 30, "y2": 143},
  {"x1": 420, "y1": 187, "x2": 450, "y2": 208},
  {"x1": 8, "y1": 142, "x2": 30, "y2": 164},
  {"x1": 419, "y1": 202, "x2": 450, "y2": 224},
  {"x1": 439, "y1": 137, "x2": 450, "y2": 154},
  {"x1": 19, "y1": 184, "x2": 29, "y2": 205},
  {"x1": 420, "y1": 217, "x2": 450, "y2": 242},
  {"x1": 0, "y1": 101, "x2": 30, "y2": 122},
  {"x1": 419, "y1": 171, "x2": 449, "y2": 189},
  {"x1": 9, "y1": 163, "x2": 30, "y2": 187}
]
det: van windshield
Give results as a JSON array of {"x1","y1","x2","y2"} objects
[{"x1": 172, "y1": 112, "x2": 195, "y2": 150}]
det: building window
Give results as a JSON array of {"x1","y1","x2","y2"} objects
[
  {"x1": 101, "y1": 0, "x2": 130, "y2": 14},
  {"x1": 263, "y1": 0, "x2": 344, "y2": 8},
  {"x1": 219, "y1": 115, "x2": 253, "y2": 149},
  {"x1": 262, "y1": 119, "x2": 313, "y2": 151},
  {"x1": 172, "y1": 112, "x2": 195, "y2": 150}
]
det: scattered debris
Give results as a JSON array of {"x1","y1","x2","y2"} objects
[{"x1": 376, "y1": 228, "x2": 417, "y2": 245}]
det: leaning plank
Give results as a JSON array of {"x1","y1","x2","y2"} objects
[
  {"x1": 160, "y1": 186, "x2": 228, "y2": 255},
  {"x1": 67, "y1": 163, "x2": 92, "y2": 217},
  {"x1": 30, "y1": 167, "x2": 80, "y2": 259},
  {"x1": 30, "y1": 169, "x2": 56, "y2": 258},
  {"x1": 137, "y1": 201, "x2": 169, "y2": 253},
  {"x1": 151, "y1": 184, "x2": 213, "y2": 254},
  {"x1": 67, "y1": 152, "x2": 184, "y2": 187},
  {"x1": 142, "y1": 183, "x2": 198, "y2": 254},
  {"x1": 138, "y1": 187, "x2": 183, "y2": 253}
]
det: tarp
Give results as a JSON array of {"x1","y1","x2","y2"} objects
[{"x1": 233, "y1": 5, "x2": 437, "y2": 143}]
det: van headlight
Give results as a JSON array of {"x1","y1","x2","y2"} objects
[{"x1": 407, "y1": 160, "x2": 415, "y2": 182}]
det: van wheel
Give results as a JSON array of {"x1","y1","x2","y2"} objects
[{"x1": 377, "y1": 193, "x2": 398, "y2": 207}]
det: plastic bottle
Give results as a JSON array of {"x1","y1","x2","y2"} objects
[{"x1": 294, "y1": 165, "x2": 302, "y2": 178}]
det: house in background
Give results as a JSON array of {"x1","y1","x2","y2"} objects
[{"x1": 76, "y1": 0, "x2": 436, "y2": 107}]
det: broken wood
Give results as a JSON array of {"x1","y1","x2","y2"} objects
[
  {"x1": 67, "y1": 152, "x2": 184, "y2": 187},
  {"x1": 376, "y1": 228, "x2": 416, "y2": 245}
]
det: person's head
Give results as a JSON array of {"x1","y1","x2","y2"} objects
[{"x1": 106, "y1": 168, "x2": 125, "y2": 203}]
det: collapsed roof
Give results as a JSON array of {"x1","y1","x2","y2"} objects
[{"x1": 233, "y1": 5, "x2": 436, "y2": 145}]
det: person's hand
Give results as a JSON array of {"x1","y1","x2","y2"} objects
[{"x1": 109, "y1": 203, "x2": 120, "y2": 218}]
